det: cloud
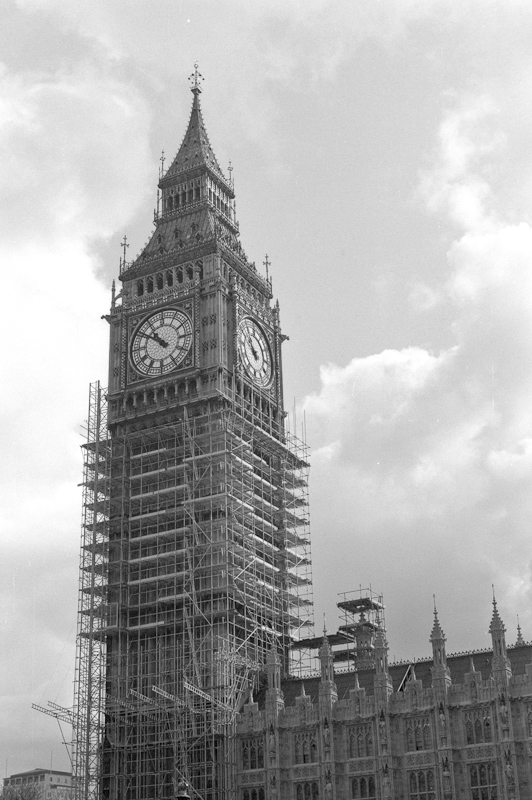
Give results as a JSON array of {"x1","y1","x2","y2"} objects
[
  {"x1": 304, "y1": 90, "x2": 532, "y2": 654},
  {"x1": 0, "y1": 60, "x2": 155, "y2": 768}
]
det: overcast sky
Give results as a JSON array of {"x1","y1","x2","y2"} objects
[{"x1": 3, "y1": 0, "x2": 532, "y2": 777}]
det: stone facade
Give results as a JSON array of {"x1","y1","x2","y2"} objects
[{"x1": 235, "y1": 604, "x2": 532, "y2": 799}]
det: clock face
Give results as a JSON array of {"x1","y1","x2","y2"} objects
[
  {"x1": 130, "y1": 308, "x2": 193, "y2": 377},
  {"x1": 238, "y1": 318, "x2": 273, "y2": 388}
]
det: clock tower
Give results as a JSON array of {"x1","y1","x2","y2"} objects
[{"x1": 93, "y1": 68, "x2": 313, "y2": 800}]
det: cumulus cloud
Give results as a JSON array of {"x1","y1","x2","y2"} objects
[{"x1": 304, "y1": 91, "x2": 532, "y2": 656}]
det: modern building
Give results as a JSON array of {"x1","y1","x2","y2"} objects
[
  {"x1": 73, "y1": 67, "x2": 313, "y2": 800},
  {"x1": 3, "y1": 769, "x2": 72, "y2": 800}
]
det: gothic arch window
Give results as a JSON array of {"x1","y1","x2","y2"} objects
[
  {"x1": 408, "y1": 770, "x2": 435, "y2": 799},
  {"x1": 311, "y1": 784, "x2": 318, "y2": 800},
  {"x1": 352, "y1": 776, "x2": 376, "y2": 799},
  {"x1": 304, "y1": 784, "x2": 311, "y2": 800},
  {"x1": 294, "y1": 737, "x2": 302, "y2": 764},
  {"x1": 137, "y1": 280, "x2": 144, "y2": 297},
  {"x1": 196, "y1": 262, "x2": 204, "y2": 280},
  {"x1": 469, "y1": 763, "x2": 497, "y2": 800},
  {"x1": 177, "y1": 268, "x2": 183, "y2": 284},
  {"x1": 465, "y1": 711, "x2": 492, "y2": 745},
  {"x1": 422, "y1": 721, "x2": 431, "y2": 750},
  {"x1": 310, "y1": 738, "x2": 317, "y2": 762},
  {"x1": 257, "y1": 742, "x2": 264, "y2": 769},
  {"x1": 349, "y1": 733, "x2": 356, "y2": 759},
  {"x1": 166, "y1": 269, "x2": 173, "y2": 287},
  {"x1": 147, "y1": 277, "x2": 154, "y2": 293},
  {"x1": 296, "y1": 787, "x2": 303, "y2": 800},
  {"x1": 243, "y1": 792, "x2": 250, "y2": 800},
  {"x1": 242, "y1": 744, "x2": 249, "y2": 771},
  {"x1": 195, "y1": 185, "x2": 200, "y2": 201},
  {"x1": 167, "y1": 195, "x2": 173, "y2": 210},
  {"x1": 156, "y1": 273, "x2": 163, "y2": 290},
  {"x1": 258, "y1": 791, "x2": 264, "y2": 800},
  {"x1": 187, "y1": 265, "x2": 194, "y2": 281},
  {"x1": 302, "y1": 739, "x2": 310, "y2": 764}
]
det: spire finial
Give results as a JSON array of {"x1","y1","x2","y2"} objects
[
  {"x1": 189, "y1": 61, "x2": 204, "y2": 94},
  {"x1": 433, "y1": 594, "x2": 437, "y2": 615},
  {"x1": 120, "y1": 235, "x2": 129, "y2": 273},
  {"x1": 228, "y1": 160, "x2": 233, "y2": 187},
  {"x1": 264, "y1": 254, "x2": 271, "y2": 282},
  {"x1": 516, "y1": 615, "x2": 524, "y2": 646},
  {"x1": 323, "y1": 613, "x2": 327, "y2": 637},
  {"x1": 159, "y1": 149, "x2": 165, "y2": 178}
]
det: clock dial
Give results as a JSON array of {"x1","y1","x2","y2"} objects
[
  {"x1": 238, "y1": 318, "x2": 273, "y2": 388},
  {"x1": 131, "y1": 308, "x2": 193, "y2": 376}
]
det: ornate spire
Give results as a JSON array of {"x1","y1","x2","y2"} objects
[
  {"x1": 489, "y1": 588, "x2": 505, "y2": 635},
  {"x1": 430, "y1": 599, "x2": 445, "y2": 643},
  {"x1": 163, "y1": 66, "x2": 228, "y2": 186},
  {"x1": 516, "y1": 616, "x2": 525, "y2": 646},
  {"x1": 489, "y1": 588, "x2": 512, "y2": 684}
]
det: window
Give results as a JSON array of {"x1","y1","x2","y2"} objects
[
  {"x1": 242, "y1": 791, "x2": 265, "y2": 800},
  {"x1": 295, "y1": 782, "x2": 318, "y2": 800},
  {"x1": 349, "y1": 725, "x2": 374, "y2": 758},
  {"x1": 167, "y1": 195, "x2": 173, "y2": 210},
  {"x1": 294, "y1": 733, "x2": 317, "y2": 764},
  {"x1": 405, "y1": 717, "x2": 432, "y2": 752},
  {"x1": 137, "y1": 280, "x2": 144, "y2": 296},
  {"x1": 187, "y1": 265, "x2": 194, "y2": 281},
  {"x1": 156, "y1": 273, "x2": 163, "y2": 290},
  {"x1": 408, "y1": 770, "x2": 435, "y2": 800},
  {"x1": 465, "y1": 711, "x2": 492, "y2": 745},
  {"x1": 241, "y1": 738, "x2": 264, "y2": 770},
  {"x1": 469, "y1": 763, "x2": 498, "y2": 800},
  {"x1": 147, "y1": 277, "x2": 153, "y2": 293},
  {"x1": 352, "y1": 776, "x2": 376, "y2": 799},
  {"x1": 166, "y1": 270, "x2": 173, "y2": 287}
]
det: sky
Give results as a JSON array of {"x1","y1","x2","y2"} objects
[{"x1": 2, "y1": 0, "x2": 532, "y2": 777}]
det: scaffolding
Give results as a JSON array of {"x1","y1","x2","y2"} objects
[
  {"x1": 75, "y1": 390, "x2": 312, "y2": 800},
  {"x1": 73, "y1": 381, "x2": 111, "y2": 800}
]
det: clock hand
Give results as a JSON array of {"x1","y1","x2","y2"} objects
[{"x1": 141, "y1": 331, "x2": 169, "y2": 347}]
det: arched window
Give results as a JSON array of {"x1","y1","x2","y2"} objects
[
  {"x1": 304, "y1": 784, "x2": 311, "y2": 800},
  {"x1": 166, "y1": 270, "x2": 173, "y2": 287},
  {"x1": 349, "y1": 733, "x2": 356, "y2": 759},
  {"x1": 311, "y1": 783, "x2": 318, "y2": 800},
  {"x1": 194, "y1": 186, "x2": 200, "y2": 201},
  {"x1": 296, "y1": 787, "x2": 303, "y2": 800},
  {"x1": 294, "y1": 738, "x2": 302, "y2": 764},
  {"x1": 466, "y1": 718, "x2": 474, "y2": 745},
  {"x1": 414, "y1": 723, "x2": 423, "y2": 751},
  {"x1": 167, "y1": 195, "x2": 173, "y2": 210},
  {"x1": 406, "y1": 725, "x2": 415, "y2": 752},
  {"x1": 156, "y1": 273, "x2": 163, "y2": 290},
  {"x1": 137, "y1": 280, "x2": 144, "y2": 297},
  {"x1": 310, "y1": 739, "x2": 317, "y2": 762},
  {"x1": 249, "y1": 744, "x2": 256, "y2": 770},
  {"x1": 257, "y1": 742, "x2": 264, "y2": 768},
  {"x1": 422, "y1": 722, "x2": 431, "y2": 750},
  {"x1": 187, "y1": 265, "x2": 194, "y2": 281},
  {"x1": 483, "y1": 715, "x2": 492, "y2": 742},
  {"x1": 474, "y1": 718, "x2": 482, "y2": 743},
  {"x1": 147, "y1": 277, "x2": 153, "y2": 293},
  {"x1": 303, "y1": 739, "x2": 310, "y2": 764},
  {"x1": 242, "y1": 744, "x2": 249, "y2": 770},
  {"x1": 177, "y1": 268, "x2": 183, "y2": 284},
  {"x1": 366, "y1": 730, "x2": 373, "y2": 756}
]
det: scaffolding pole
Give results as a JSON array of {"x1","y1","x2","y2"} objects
[{"x1": 73, "y1": 381, "x2": 110, "y2": 800}]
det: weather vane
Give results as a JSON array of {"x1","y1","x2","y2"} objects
[{"x1": 189, "y1": 61, "x2": 204, "y2": 93}]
